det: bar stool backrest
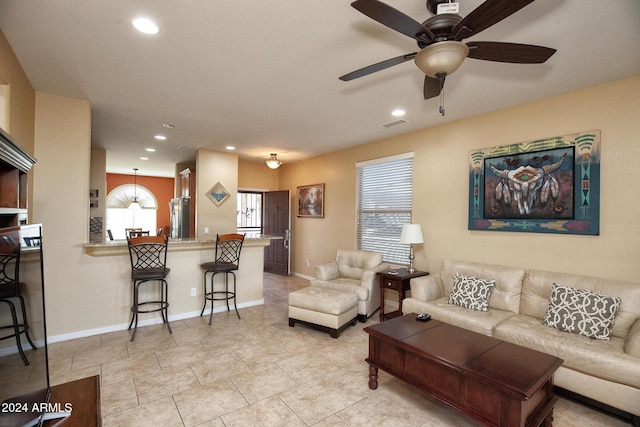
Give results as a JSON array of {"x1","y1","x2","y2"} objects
[
  {"x1": 215, "y1": 233, "x2": 245, "y2": 266},
  {"x1": 0, "y1": 227, "x2": 20, "y2": 298},
  {"x1": 127, "y1": 235, "x2": 169, "y2": 279}
]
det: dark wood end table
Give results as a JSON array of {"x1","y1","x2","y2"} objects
[{"x1": 377, "y1": 268, "x2": 429, "y2": 321}]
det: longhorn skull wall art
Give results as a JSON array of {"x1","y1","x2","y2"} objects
[{"x1": 468, "y1": 130, "x2": 600, "y2": 235}]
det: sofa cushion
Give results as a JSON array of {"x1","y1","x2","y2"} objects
[
  {"x1": 448, "y1": 273, "x2": 495, "y2": 311},
  {"x1": 403, "y1": 297, "x2": 515, "y2": 337},
  {"x1": 441, "y1": 260, "x2": 524, "y2": 314},
  {"x1": 309, "y1": 277, "x2": 369, "y2": 301},
  {"x1": 495, "y1": 314, "x2": 640, "y2": 389},
  {"x1": 521, "y1": 269, "x2": 640, "y2": 339},
  {"x1": 336, "y1": 249, "x2": 383, "y2": 280},
  {"x1": 543, "y1": 283, "x2": 620, "y2": 340}
]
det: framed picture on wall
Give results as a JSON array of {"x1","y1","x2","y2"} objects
[
  {"x1": 206, "y1": 181, "x2": 230, "y2": 207},
  {"x1": 297, "y1": 183, "x2": 324, "y2": 218},
  {"x1": 468, "y1": 130, "x2": 600, "y2": 235}
]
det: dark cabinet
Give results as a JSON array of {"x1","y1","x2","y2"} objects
[{"x1": 0, "y1": 127, "x2": 36, "y2": 227}]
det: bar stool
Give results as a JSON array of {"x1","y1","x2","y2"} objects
[
  {"x1": 125, "y1": 228, "x2": 142, "y2": 238},
  {"x1": 200, "y1": 233, "x2": 244, "y2": 325},
  {"x1": 127, "y1": 235, "x2": 171, "y2": 341},
  {"x1": 0, "y1": 226, "x2": 37, "y2": 365}
]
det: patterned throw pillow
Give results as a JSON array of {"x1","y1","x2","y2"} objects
[
  {"x1": 543, "y1": 283, "x2": 621, "y2": 340},
  {"x1": 448, "y1": 273, "x2": 495, "y2": 311}
]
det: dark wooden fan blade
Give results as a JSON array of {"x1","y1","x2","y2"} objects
[
  {"x1": 423, "y1": 76, "x2": 442, "y2": 100},
  {"x1": 339, "y1": 53, "x2": 417, "y2": 81},
  {"x1": 351, "y1": 0, "x2": 434, "y2": 43},
  {"x1": 452, "y1": 0, "x2": 535, "y2": 41},
  {"x1": 467, "y1": 42, "x2": 556, "y2": 63}
]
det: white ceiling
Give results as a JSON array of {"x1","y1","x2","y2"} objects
[{"x1": 1, "y1": 1, "x2": 639, "y2": 177}]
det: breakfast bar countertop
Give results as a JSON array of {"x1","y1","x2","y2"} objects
[{"x1": 84, "y1": 234, "x2": 281, "y2": 256}]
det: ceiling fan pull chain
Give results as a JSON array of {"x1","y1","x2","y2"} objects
[{"x1": 439, "y1": 74, "x2": 446, "y2": 116}]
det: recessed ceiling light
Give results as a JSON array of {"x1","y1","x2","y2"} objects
[
  {"x1": 154, "y1": 135, "x2": 166, "y2": 140},
  {"x1": 145, "y1": 148, "x2": 156, "y2": 152},
  {"x1": 132, "y1": 17, "x2": 159, "y2": 35},
  {"x1": 162, "y1": 123, "x2": 175, "y2": 128},
  {"x1": 226, "y1": 146, "x2": 235, "y2": 151},
  {"x1": 392, "y1": 109, "x2": 406, "y2": 117},
  {"x1": 139, "y1": 157, "x2": 149, "y2": 161}
]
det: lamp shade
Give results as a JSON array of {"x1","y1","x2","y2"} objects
[
  {"x1": 400, "y1": 224, "x2": 424, "y2": 244},
  {"x1": 414, "y1": 41, "x2": 469, "y2": 78}
]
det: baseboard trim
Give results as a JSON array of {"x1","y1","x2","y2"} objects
[
  {"x1": 46, "y1": 299, "x2": 264, "y2": 344},
  {"x1": 293, "y1": 272, "x2": 314, "y2": 281},
  {"x1": 555, "y1": 386, "x2": 638, "y2": 426}
]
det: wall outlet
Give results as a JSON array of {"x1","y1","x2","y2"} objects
[
  {"x1": 203, "y1": 227, "x2": 209, "y2": 235},
  {"x1": 306, "y1": 259, "x2": 311, "y2": 267},
  {"x1": 190, "y1": 287, "x2": 196, "y2": 297}
]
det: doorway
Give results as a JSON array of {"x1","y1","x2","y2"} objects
[{"x1": 263, "y1": 190, "x2": 290, "y2": 275}]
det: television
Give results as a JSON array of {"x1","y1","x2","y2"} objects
[{"x1": 0, "y1": 225, "x2": 65, "y2": 426}]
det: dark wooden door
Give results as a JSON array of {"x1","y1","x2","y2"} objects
[{"x1": 263, "y1": 190, "x2": 290, "y2": 275}]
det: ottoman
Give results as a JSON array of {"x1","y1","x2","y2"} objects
[{"x1": 288, "y1": 286, "x2": 358, "y2": 338}]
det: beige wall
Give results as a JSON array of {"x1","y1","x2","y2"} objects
[
  {"x1": 32, "y1": 92, "x2": 94, "y2": 335},
  {"x1": 195, "y1": 149, "x2": 238, "y2": 240},
  {"x1": 281, "y1": 76, "x2": 640, "y2": 283},
  {"x1": 0, "y1": 29, "x2": 34, "y2": 151},
  {"x1": 238, "y1": 159, "x2": 280, "y2": 191}
]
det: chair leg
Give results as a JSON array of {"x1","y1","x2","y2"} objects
[
  {"x1": 17, "y1": 295, "x2": 37, "y2": 350},
  {"x1": 224, "y1": 273, "x2": 231, "y2": 312},
  {"x1": 130, "y1": 281, "x2": 140, "y2": 342},
  {"x1": 162, "y1": 279, "x2": 172, "y2": 334},
  {"x1": 208, "y1": 272, "x2": 216, "y2": 325},
  {"x1": 200, "y1": 271, "x2": 209, "y2": 317},
  {"x1": 2, "y1": 299, "x2": 29, "y2": 365},
  {"x1": 231, "y1": 272, "x2": 240, "y2": 319}
]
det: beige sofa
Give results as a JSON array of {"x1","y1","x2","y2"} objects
[
  {"x1": 402, "y1": 259, "x2": 640, "y2": 421},
  {"x1": 310, "y1": 249, "x2": 389, "y2": 322}
]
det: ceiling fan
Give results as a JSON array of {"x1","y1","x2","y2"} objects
[{"x1": 340, "y1": 0, "x2": 556, "y2": 112}]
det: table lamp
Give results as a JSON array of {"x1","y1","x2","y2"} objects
[{"x1": 400, "y1": 224, "x2": 424, "y2": 274}]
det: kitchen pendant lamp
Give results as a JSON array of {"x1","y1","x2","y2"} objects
[{"x1": 129, "y1": 168, "x2": 141, "y2": 209}]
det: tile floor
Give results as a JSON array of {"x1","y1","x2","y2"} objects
[{"x1": 45, "y1": 273, "x2": 629, "y2": 426}]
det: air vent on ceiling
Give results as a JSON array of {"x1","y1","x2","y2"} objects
[
  {"x1": 381, "y1": 119, "x2": 408, "y2": 128},
  {"x1": 177, "y1": 144, "x2": 194, "y2": 151}
]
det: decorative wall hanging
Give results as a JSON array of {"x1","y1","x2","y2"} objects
[
  {"x1": 468, "y1": 130, "x2": 600, "y2": 235},
  {"x1": 206, "y1": 181, "x2": 230, "y2": 207},
  {"x1": 297, "y1": 183, "x2": 324, "y2": 218}
]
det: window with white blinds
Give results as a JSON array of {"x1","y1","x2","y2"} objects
[{"x1": 356, "y1": 153, "x2": 414, "y2": 265}]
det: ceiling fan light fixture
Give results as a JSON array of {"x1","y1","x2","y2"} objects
[
  {"x1": 414, "y1": 41, "x2": 469, "y2": 78},
  {"x1": 265, "y1": 153, "x2": 282, "y2": 169}
]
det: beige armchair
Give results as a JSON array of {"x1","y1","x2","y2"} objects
[{"x1": 310, "y1": 249, "x2": 389, "y2": 322}]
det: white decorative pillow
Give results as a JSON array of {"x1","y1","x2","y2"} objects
[
  {"x1": 448, "y1": 273, "x2": 495, "y2": 311},
  {"x1": 543, "y1": 283, "x2": 621, "y2": 340}
]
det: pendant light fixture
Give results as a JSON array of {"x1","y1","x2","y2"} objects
[
  {"x1": 265, "y1": 153, "x2": 282, "y2": 169},
  {"x1": 129, "y1": 168, "x2": 142, "y2": 209}
]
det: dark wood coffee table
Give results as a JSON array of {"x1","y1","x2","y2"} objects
[{"x1": 364, "y1": 315, "x2": 563, "y2": 427}]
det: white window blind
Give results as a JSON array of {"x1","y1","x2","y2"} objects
[{"x1": 356, "y1": 153, "x2": 413, "y2": 265}]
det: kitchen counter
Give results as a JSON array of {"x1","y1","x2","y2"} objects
[
  {"x1": 49, "y1": 233, "x2": 287, "y2": 340},
  {"x1": 84, "y1": 234, "x2": 280, "y2": 256}
]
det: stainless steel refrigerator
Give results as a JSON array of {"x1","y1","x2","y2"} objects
[{"x1": 170, "y1": 197, "x2": 190, "y2": 238}]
